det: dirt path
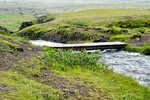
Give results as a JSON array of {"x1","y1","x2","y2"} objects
[{"x1": 0, "y1": 35, "x2": 43, "y2": 71}]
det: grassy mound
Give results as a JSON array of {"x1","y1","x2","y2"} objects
[{"x1": 15, "y1": 24, "x2": 103, "y2": 43}]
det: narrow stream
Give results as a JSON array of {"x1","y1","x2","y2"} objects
[
  {"x1": 31, "y1": 40, "x2": 150, "y2": 87},
  {"x1": 100, "y1": 50, "x2": 150, "y2": 87}
]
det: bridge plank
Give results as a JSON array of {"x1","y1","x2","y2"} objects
[{"x1": 48, "y1": 42, "x2": 128, "y2": 50}]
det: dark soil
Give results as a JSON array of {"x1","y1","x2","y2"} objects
[{"x1": 128, "y1": 34, "x2": 150, "y2": 46}]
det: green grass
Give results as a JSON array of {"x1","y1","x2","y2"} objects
[
  {"x1": 42, "y1": 9, "x2": 150, "y2": 27},
  {"x1": 54, "y1": 69, "x2": 150, "y2": 100},
  {"x1": 0, "y1": 14, "x2": 35, "y2": 31},
  {"x1": 0, "y1": 71, "x2": 64, "y2": 100},
  {"x1": 1, "y1": 10, "x2": 150, "y2": 99},
  {"x1": 125, "y1": 45, "x2": 150, "y2": 55}
]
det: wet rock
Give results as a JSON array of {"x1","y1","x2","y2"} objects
[{"x1": 93, "y1": 37, "x2": 110, "y2": 42}]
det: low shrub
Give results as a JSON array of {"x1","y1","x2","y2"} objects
[{"x1": 45, "y1": 48, "x2": 107, "y2": 71}]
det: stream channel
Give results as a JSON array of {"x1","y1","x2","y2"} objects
[{"x1": 31, "y1": 40, "x2": 150, "y2": 87}]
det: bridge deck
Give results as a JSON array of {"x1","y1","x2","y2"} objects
[{"x1": 49, "y1": 42, "x2": 128, "y2": 50}]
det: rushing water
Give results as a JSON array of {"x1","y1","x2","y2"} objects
[
  {"x1": 100, "y1": 49, "x2": 150, "y2": 87},
  {"x1": 31, "y1": 40, "x2": 150, "y2": 87}
]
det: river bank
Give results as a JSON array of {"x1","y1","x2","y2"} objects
[{"x1": 0, "y1": 33, "x2": 149, "y2": 99}]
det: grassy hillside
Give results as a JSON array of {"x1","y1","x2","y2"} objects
[
  {"x1": 16, "y1": 9, "x2": 150, "y2": 51},
  {"x1": 29, "y1": 9, "x2": 150, "y2": 28},
  {"x1": 0, "y1": 14, "x2": 35, "y2": 32},
  {"x1": 0, "y1": 32, "x2": 149, "y2": 99}
]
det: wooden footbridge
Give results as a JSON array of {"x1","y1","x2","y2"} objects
[{"x1": 49, "y1": 42, "x2": 128, "y2": 50}]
